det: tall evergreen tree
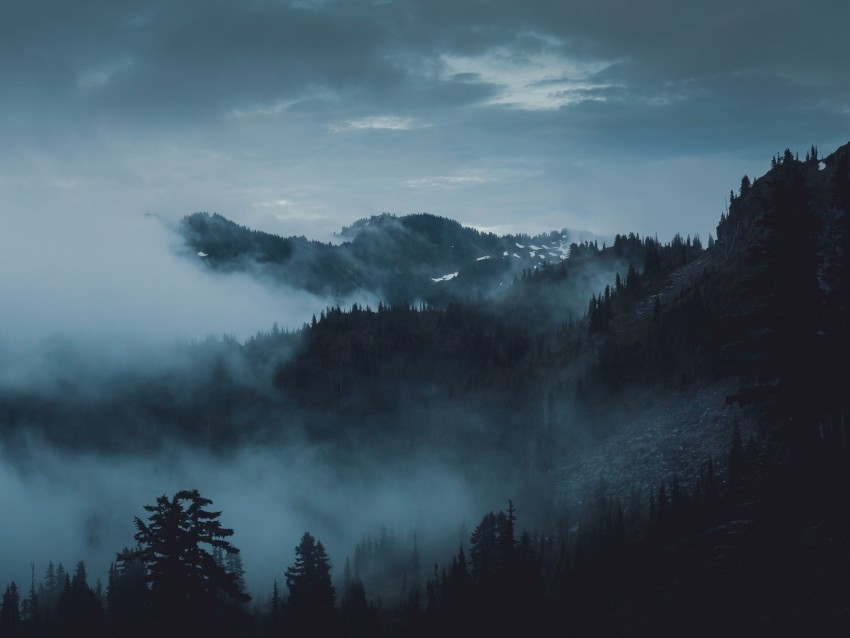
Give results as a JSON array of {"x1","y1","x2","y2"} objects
[
  {"x1": 120, "y1": 489, "x2": 250, "y2": 638},
  {"x1": 225, "y1": 551, "x2": 247, "y2": 597},
  {"x1": 284, "y1": 532, "x2": 335, "y2": 637},
  {"x1": 56, "y1": 561, "x2": 103, "y2": 637},
  {"x1": 19, "y1": 564, "x2": 38, "y2": 630},
  {"x1": 107, "y1": 547, "x2": 148, "y2": 638},
  {"x1": 0, "y1": 582, "x2": 20, "y2": 638}
]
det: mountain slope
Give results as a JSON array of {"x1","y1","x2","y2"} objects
[{"x1": 179, "y1": 211, "x2": 592, "y2": 304}]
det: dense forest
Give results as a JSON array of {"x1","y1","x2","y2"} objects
[{"x1": 1, "y1": 141, "x2": 849, "y2": 636}]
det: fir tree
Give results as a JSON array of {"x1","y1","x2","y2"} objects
[
  {"x1": 284, "y1": 532, "x2": 336, "y2": 637},
  {"x1": 0, "y1": 582, "x2": 20, "y2": 637},
  {"x1": 120, "y1": 489, "x2": 250, "y2": 638}
]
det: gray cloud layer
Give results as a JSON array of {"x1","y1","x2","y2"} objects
[{"x1": 4, "y1": 1, "x2": 847, "y2": 123}]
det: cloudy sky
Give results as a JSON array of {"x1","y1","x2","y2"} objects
[{"x1": 1, "y1": 0, "x2": 849, "y2": 339}]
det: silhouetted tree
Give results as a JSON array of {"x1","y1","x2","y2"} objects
[
  {"x1": 339, "y1": 579, "x2": 378, "y2": 638},
  {"x1": 284, "y1": 532, "x2": 335, "y2": 637},
  {"x1": 107, "y1": 547, "x2": 148, "y2": 638},
  {"x1": 120, "y1": 489, "x2": 250, "y2": 638},
  {"x1": 0, "y1": 582, "x2": 20, "y2": 638},
  {"x1": 19, "y1": 564, "x2": 38, "y2": 633},
  {"x1": 56, "y1": 561, "x2": 103, "y2": 637}
]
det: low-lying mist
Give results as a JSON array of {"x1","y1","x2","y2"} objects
[
  {"x1": 0, "y1": 438, "x2": 488, "y2": 600},
  {"x1": 1, "y1": 201, "x2": 454, "y2": 600},
  {"x1": 0, "y1": 202, "x2": 347, "y2": 347}
]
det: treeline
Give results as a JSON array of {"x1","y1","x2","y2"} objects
[
  {"x1": 3, "y1": 412, "x2": 846, "y2": 637},
  {"x1": 0, "y1": 201, "x2": 708, "y2": 462}
]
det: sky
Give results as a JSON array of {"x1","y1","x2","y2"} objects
[{"x1": 3, "y1": 0, "x2": 848, "y2": 239}]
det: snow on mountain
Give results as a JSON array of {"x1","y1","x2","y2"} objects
[
  {"x1": 431, "y1": 272, "x2": 459, "y2": 282},
  {"x1": 181, "y1": 211, "x2": 602, "y2": 303}
]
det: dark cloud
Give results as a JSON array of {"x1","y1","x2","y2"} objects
[{"x1": 3, "y1": 0, "x2": 847, "y2": 133}]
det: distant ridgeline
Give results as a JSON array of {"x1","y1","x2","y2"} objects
[
  {"x1": 1, "y1": 144, "x2": 848, "y2": 465},
  {"x1": 1, "y1": 142, "x2": 850, "y2": 635},
  {"x1": 179, "y1": 211, "x2": 591, "y2": 305},
  {"x1": 7, "y1": 143, "x2": 850, "y2": 460}
]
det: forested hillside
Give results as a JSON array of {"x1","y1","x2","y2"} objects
[
  {"x1": 180, "y1": 211, "x2": 596, "y2": 306},
  {"x1": 1, "y1": 142, "x2": 849, "y2": 636}
]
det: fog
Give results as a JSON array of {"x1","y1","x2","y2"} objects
[
  {"x1": 0, "y1": 207, "x2": 332, "y2": 348},
  {"x1": 0, "y1": 170, "x2": 635, "y2": 604},
  {"x1": 0, "y1": 196, "x2": 725, "y2": 609},
  {"x1": 1, "y1": 174, "x2": 453, "y2": 598},
  {"x1": 0, "y1": 195, "x2": 516, "y2": 597},
  {"x1": 0, "y1": 435, "x2": 485, "y2": 599}
]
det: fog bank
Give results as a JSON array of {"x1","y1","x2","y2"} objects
[{"x1": 0, "y1": 440, "x2": 481, "y2": 598}]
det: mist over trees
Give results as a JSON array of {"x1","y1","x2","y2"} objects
[{"x1": 1, "y1": 141, "x2": 850, "y2": 635}]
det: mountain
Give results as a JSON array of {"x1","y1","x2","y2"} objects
[{"x1": 179, "y1": 211, "x2": 597, "y2": 305}]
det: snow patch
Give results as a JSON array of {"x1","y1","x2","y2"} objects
[
  {"x1": 515, "y1": 242, "x2": 525, "y2": 248},
  {"x1": 476, "y1": 256, "x2": 491, "y2": 261},
  {"x1": 431, "y1": 272, "x2": 459, "y2": 282},
  {"x1": 197, "y1": 251, "x2": 209, "y2": 258}
]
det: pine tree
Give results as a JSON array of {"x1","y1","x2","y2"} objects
[
  {"x1": 40, "y1": 562, "x2": 60, "y2": 616},
  {"x1": 107, "y1": 547, "x2": 148, "y2": 638},
  {"x1": 57, "y1": 561, "x2": 103, "y2": 637},
  {"x1": 340, "y1": 578, "x2": 377, "y2": 638},
  {"x1": 271, "y1": 579, "x2": 282, "y2": 619},
  {"x1": 225, "y1": 551, "x2": 247, "y2": 596},
  {"x1": 342, "y1": 557, "x2": 352, "y2": 593},
  {"x1": 20, "y1": 564, "x2": 38, "y2": 629},
  {"x1": 284, "y1": 532, "x2": 336, "y2": 636},
  {"x1": 120, "y1": 489, "x2": 250, "y2": 638},
  {"x1": 0, "y1": 582, "x2": 20, "y2": 637}
]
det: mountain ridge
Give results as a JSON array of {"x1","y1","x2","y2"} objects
[{"x1": 179, "y1": 210, "x2": 602, "y2": 305}]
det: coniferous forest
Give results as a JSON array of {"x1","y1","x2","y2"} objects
[{"x1": 2, "y1": 142, "x2": 850, "y2": 637}]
